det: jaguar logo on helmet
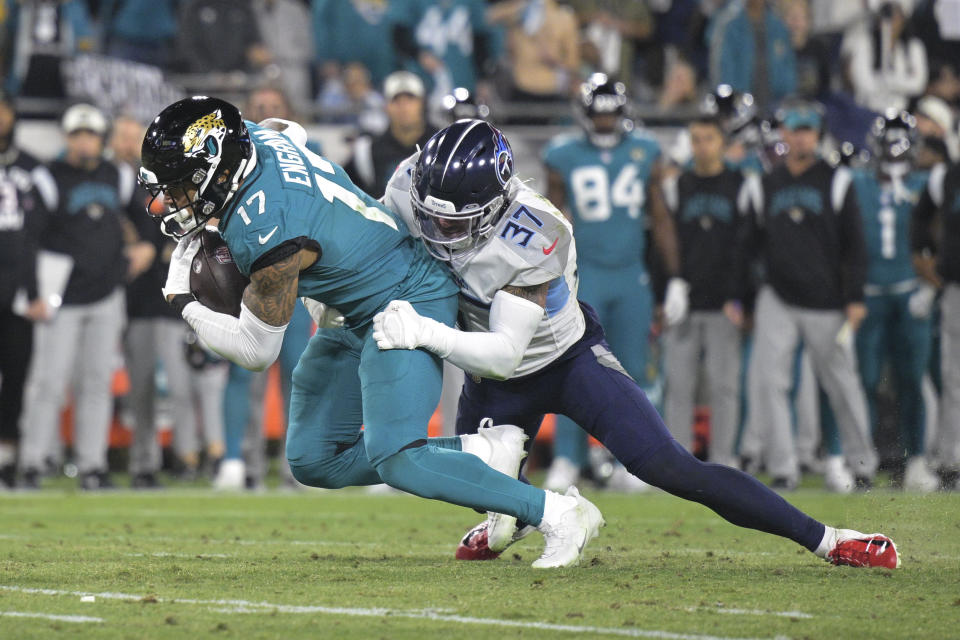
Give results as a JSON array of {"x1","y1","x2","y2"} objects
[
  {"x1": 182, "y1": 110, "x2": 227, "y2": 159},
  {"x1": 494, "y1": 131, "x2": 513, "y2": 186}
]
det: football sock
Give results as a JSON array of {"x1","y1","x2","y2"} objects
[
  {"x1": 634, "y1": 440, "x2": 826, "y2": 552},
  {"x1": 815, "y1": 526, "x2": 840, "y2": 558},
  {"x1": 375, "y1": 445, "x2": 546, "y2": 525}
]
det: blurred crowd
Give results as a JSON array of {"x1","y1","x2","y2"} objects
[{"x1": 0, "y1": 0, "x2": 959, "y2": 493}]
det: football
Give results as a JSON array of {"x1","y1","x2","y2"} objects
[{"x1": 190, "y1": 228, "x2": 249, "y2": 317}]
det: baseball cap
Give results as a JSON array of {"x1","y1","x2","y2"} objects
[
  {"x1": 384, "y1": 71, "x2": 424, "y2": 101},
  {"x1": 779, "y1": 104, "x2": 822, "y2": 131},
  {"x1": 915, "y1": 95, "x2": 954, "y2": 135},
  {"x1": 62, "y1": 103, "x2": 108, "y2": 135}
]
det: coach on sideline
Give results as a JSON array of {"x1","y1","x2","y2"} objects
[{"x1": 739, "y1": 99, "x2": 876, "y2": 491}]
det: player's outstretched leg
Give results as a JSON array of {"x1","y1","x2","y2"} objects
[{"x1": 562, "y1": 344, "x2": 900, "y2": 568}]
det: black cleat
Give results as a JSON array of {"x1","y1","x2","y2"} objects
[
  {"x1": 854, "y1": 475, "x2": 873, "y2": 492},
  {"x1": 20, "y1": 468, "x2": 40, "y2": 490}
]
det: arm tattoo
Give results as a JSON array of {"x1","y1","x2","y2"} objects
[
  {"x1": 502, "y1": 282, "x2": 549, "y2": 307},
  {"x1": 242, "y1": 253, "x2": 301, "y2": 326}
]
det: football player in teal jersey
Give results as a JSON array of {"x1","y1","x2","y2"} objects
[
  {"x1": 138, "y1": 96, "x2": 604, "y2": 568},
  {"x1": 852, "y1": 110, "x2": 939, "y2": 492},
  {"x1": 541, "y1": 74, "x2": 683, "y2": 491}
]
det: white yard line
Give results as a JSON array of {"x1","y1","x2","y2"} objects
[
  {"x1": 0, "y1": 610, "x2": 103, "y2": 623},
  {"x1": 685, "y1": 606, "x2": 813, "y2": 619},
  {"x1": 0, "y1": 585, "x2": 781, "y2": 640},
  {"x1": 123, "y1": 552, "x2": 232, "y2": 559}
]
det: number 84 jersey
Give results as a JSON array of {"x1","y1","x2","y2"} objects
[
  {"x1": 385, "y1": 153, "x2": 586, "y2": 377},
  {"x1": 542, "y1": 129, "x2": 661, "y2": 269}
]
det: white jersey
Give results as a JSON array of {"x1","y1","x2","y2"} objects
[{"x1": 384, "y1": 154, "x2": 586, "y2": 377}]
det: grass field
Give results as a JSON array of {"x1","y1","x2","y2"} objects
[{"x1": 0, "y1": 484, "x2": 958, "y2": 639}]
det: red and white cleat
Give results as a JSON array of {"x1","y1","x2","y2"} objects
[
  {"x1": 827, "y1": 532, "x2": 900, "y2": 569},
  {"x1": 455, "y1": 520, "x2": 536, "y2": 561}
]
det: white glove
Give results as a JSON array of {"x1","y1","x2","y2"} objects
[
  {"x1": 664, "y1": 278, "x2": 690, "y2": 326},
  {"x1": 908, "y1": 284, "x2": 937, "y2": 319},
  {"x1": 372, "y1": 300, "x2": 435, "y2": 350},
  {"x1": 162, "y1": 234, "x2": 202, "y2": 300}
]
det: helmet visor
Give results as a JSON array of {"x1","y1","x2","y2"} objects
[{"x1": 410, "y1": 186, "x2": 504, "y2": 258}]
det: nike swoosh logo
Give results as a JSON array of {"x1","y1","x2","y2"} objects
[
  {"x1": 258, "y1": 226, "x2": 279, "y2": 245},
  {"x1": 542, "y1": 238, "x2": 559, "y2": 255}
]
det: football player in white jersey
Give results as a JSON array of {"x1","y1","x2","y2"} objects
[{"x1": 373, "y1": 119, "x2": 901, "y2": 569}]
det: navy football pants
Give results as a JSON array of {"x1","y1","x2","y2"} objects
[{"x1": 456, "y1": 334, "x2": 826, "y2": 551}]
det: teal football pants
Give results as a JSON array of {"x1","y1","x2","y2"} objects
[
  {"x1": 285, "y1": 295, "x2": 546, "y2": 525},
  {"x1": 856, "y1": 290, "x2": 933, "y2": 456},
  {"x1": 554, "y1": 263, "x2": 652, "y2": 466}
]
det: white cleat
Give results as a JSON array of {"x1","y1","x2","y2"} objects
[
  {"x1": 212, "y1": 458, "x2": 245, "y2": 491},
  {"x1": 903, "y1": 457, "x2": 939, "y2": 493},
  {"x1": 532, "y1": 486, "x2": 605, "y2": 569},
  {"x1": 461, "y1": 419, "x2": 529, "y2": 552},
  {"x1": 605, "y1": 464, "x2": 651, "y2": 493},
  {"x1": 544, "y1": 456, "x2": 580, "y2": 493},
  {"x1": 824, "y1": 455, "x2": 854, "y2": 494}
]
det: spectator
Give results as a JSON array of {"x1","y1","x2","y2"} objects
[
  {"x1": 252, "y1": 0, "x2": 314, "y2": 116},
  {"x1": 658, "y1": 56, "x2": 699, "y2": 111},
  {"x1": 101, "y1": 0, "x2": 178, "y2": 69},
  {"x1": 344, "y1": 71, "x2": 436, "y2": 199},
  {"x1": 909, "y1": 0, "x2": 960, "y2": 72},
  {"x1": 3, "y1": 0, "x2": 95, "y2": 97},
  {"x1": 19, "y1": 104, "x2": 152, "y2": 490},
  {"x1": 488, "y1": 0, "x2": 579, "y2": 102},
  {"x1": 245, "y1": 85, "x2": 328, "y2": 154},
  {"x1": 567, "y1": 0, "x2": 652, "y2": 91},
  {"x1": 913, "y1": 94, "x2": 957, "y2": 167},
  {"x1": 660, "y1": 115, "x2": 750, "y2": 468},
  {"x1": 0, "y1": 92, "x2": 55, "y2": 488},
  {"x1": 911, "y1": 147, "x2": 960, "y2": 491},
  {"x1": 710, "y1": 0, "x2": 797, "y2": 113},
  {"x1": 316, "y1": 63, "x2": 388, "y2": 134},
  {"x1": 108, "y1": 115, "x2": 185, "y2": 489},
  {"x1": 392, "y1": 0, "x2": 500, "y2": 98},
  {"x1": 843, "y1": 0, "x2": 928, "y2": 113},
  {"x1": 740, "y1": 100, "x2": 877, "y2": 491},
  {"x1": 782, "y1": 0, "x2": 832, "y2": 99},
  {"x1": 312, "y1": 0, "x2": 398, "y2": 88},
  {"x1": 175, "y1": 0, "x2": 270, "y2": 73}
]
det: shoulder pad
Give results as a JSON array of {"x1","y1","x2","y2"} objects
[
  {"x1": 491, "y1": 183, "x2": 573, "y2": 286},
  {"x1": 382, "y1": 152, "x2": 419, "y2": 236}
]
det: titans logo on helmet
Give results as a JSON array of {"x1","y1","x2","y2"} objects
[{"x1": 494, "y1": 131, "x2": 513, "y2": 186}]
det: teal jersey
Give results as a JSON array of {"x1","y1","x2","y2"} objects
[
  {"x1": 391, "y1": 0, "x2": 495, "y2": 92},
  {"x1": 219, "y1": 122, "x2": 457, "y2": 327},
  {"x1": 851, "y1": 168, "x2": 929, "y2": 287},
  {"x1": 543, "y1": 130, "x2": 661, "y2": 269}
]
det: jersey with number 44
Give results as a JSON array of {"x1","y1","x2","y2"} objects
[
  {"x1": 384, "y1": 153, "x2": 585, "y2": 377},
  {"x1": 543, "y1": 130, "x2": 661, "y2": 269},
  {"x1": 850, "y1": 168, "x2": 929, "y2": 287},
  {"x1": 218, "y1": 122, "x2": 457, "y2": 327}
]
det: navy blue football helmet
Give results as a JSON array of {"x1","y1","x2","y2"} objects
[
  {"x1": 139, "y1": 96, "x2": 253, "y2": 238},
  {"x1": 410, "y1": 119, "x2": 514, "y2": 261},
  {"x1": 577, "y1": 73, "x2": 633, "y2": 148},
  {"x1": 870, "y1": 109, "x2": 916, "y2": 167}
]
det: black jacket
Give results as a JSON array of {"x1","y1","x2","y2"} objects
[
  {"x1": 44, "y1": 158, "x2": 144, "y2": 305},
  {"x1": 345, "y1": 127, "x2": 436, "y2": 199},
  {"x1": 665, "y1": 167, "x2": 751, "y2": 311},
  {"x1": 745, "y1": 159, "x2": 867, "y2": 310},
  {"x1": 0, "y1": 147, "x2": 54, "y2": 308},
  {"x1": 911, "y1": 161, "x2": 960, "y2": 285}
]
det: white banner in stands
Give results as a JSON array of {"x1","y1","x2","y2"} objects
[{"x1": 62, "y1": 54, "x2": 184, "y2": 123}]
